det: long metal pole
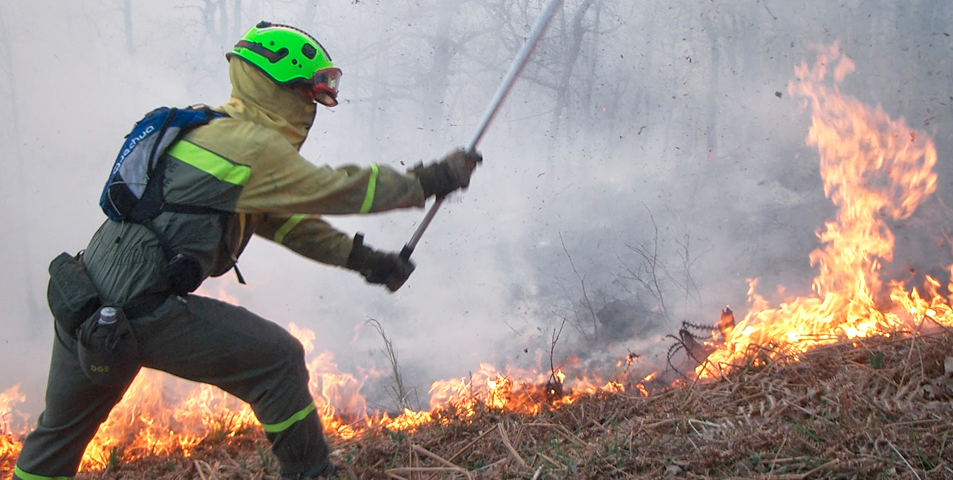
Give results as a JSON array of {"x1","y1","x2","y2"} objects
[{"x1": 400, "y1": 0, "x2": 563, "y2": 261}]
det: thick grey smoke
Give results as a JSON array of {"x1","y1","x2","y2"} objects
[{"x1": 1, "y1": 0, "x2": 951, "y2": 423}]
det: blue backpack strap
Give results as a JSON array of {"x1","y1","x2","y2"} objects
[
  {"x1": 102, "y1": 105, "x2": 227, "y2": 223},
  {"x1": 129, "y1": 109, "x2": 228, "y2": 223}
]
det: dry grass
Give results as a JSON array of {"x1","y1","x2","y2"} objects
[{"x1": 46, "y1": 329, "x2": 953, "y2": 479}]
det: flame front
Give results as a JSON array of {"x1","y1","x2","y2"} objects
[
  {"x1": 701, "y1": 43, "x2": 949, "y2": 377},
  {"x1": 78, "y1": 370, "x2": 258, "y2": 469}
]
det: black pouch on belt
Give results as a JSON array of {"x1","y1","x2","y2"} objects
[
  {"x1": 47, "y1": 252, "x2": 102, "y2": 335},
  {"x1": 78, "y1": 306, "x2": 140, "y2": 386},
  {"x1": 164, "y1": 253, "x2": 204, "y2": 296}
]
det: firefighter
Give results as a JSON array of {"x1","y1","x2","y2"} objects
[{"x1": 13, "y1": 21, "x2": 481, "y2": 480}]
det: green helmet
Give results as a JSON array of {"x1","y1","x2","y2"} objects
[{"x1": 228, "y1": 21, "x2": 342, "y2": 106}]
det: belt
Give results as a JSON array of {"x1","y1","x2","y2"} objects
[{"x1": 123, "y1": 292, "x2": 170, "y2": 319}]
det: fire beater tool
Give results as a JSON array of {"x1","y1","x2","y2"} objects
[{"x1": 397, "y1": 0, "x2": 564, "y2": 267}]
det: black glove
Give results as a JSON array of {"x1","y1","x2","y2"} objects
[
  {"x1": 411, "y1": 148, "x2": 483, "y2": 199},
  {"x1": 346, "y1": 233, "x2": 416, "y2": 292}
]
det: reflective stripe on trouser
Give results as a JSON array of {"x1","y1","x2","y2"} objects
[
  {"x1": 12, "y1": 465, "x2": 73, "y2": 480},
  {"x1": 14, "y1": 295, "x2": 330, "y2": 478}
]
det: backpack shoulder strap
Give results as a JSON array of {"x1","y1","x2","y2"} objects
[{"x1": 126, "y1": 106, "x2": 227, "y2": 223}]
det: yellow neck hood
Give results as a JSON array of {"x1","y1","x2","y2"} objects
[{"x1": 219, "y1": 57, "x2": 317, "y2": 150}]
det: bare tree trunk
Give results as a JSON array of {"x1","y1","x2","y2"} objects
[
  {"x1": 421, "y1": 2, "x2": 460, "y2": 136},
  {"x1": 217, "y1": 0, "x2": 228, "y2": 43},
  {"x1": 547, "y1": 0, "x2": 595, "y2": 138},
  {"x1": 581, "y1": 1, "x2": 600, "y2": 124},
  {"x1": 201, "y1": 0, "x2": 226, "y2": 46},
  {"x1": 0, "y1": 4, "x2": 40, "y2": 319},
  {"x1": 703, "y1": 9, "x2": 720, "y2": 157},
  {"x1": 232, "y1": 0, "x2": 242, "y2": 42},
  {"x1": 124, "y1": 0, "x2": 135, "y2": 56},
  {"x1": 301, "y1": 0, "x2": 317, "y2": 30},
  {"x1": 202, "y1": 0, "x2": 217, "y2": 42}
]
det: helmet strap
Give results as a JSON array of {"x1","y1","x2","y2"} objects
[{"x1": 235, "y1": 40, "x2": 288, "y2": 63}]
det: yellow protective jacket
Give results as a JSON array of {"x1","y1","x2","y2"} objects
[{"x1": 83, "y1": 58, "x2": 426, "y2": 304}]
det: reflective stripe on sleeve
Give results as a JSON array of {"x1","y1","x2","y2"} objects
[
  {"x1": 359, "y1": 164, "x2": 379, "y2": 214},
  {"x1": 14, "y1": 466, "x2": 72, "y2": 480},
  {"x1": 260, "y1": 401, "x2": 317, "y2": 433},
  {"x1": 167, "y1": 140, "x2": 251, "y2": 186},
  {"x1": 274, "y1": 214, "x2": 307, "y2": 245}
]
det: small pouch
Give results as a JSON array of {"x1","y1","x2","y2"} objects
[
  {"x1": 47, "y1": 252, "x2": 101, "y2": 335},
  {"x1": 163, "y1": 253, "x2": 204, "y2": 296},
  {"x1": 78, "y1": 306, "x2": 140, "y2": 386}
]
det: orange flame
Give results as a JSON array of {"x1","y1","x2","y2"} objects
[
  {"x1": 701, "y1": 43, "x2": 949, "y2": 377},
  {"x1": 80, "y1": 369, "x2": 258, "y2": 469},
  {"x1": 1, "y1": 385, "x2": 26, "y2": 466}
]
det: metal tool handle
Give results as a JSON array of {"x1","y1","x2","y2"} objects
[{"x1": 400, "y1": 0, "x2": 563, "y2": 262}]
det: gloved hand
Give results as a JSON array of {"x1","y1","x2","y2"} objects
[
  {"x1": 346, "y1": 233, "x2": 416, "y2": 292},
  {"x1": 411, "y1": 148, "x2": 483, "y2": 199}
]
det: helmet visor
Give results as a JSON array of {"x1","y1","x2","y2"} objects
[{"x1": 310, "y1": 67, "x2": 342, "y2": 107}]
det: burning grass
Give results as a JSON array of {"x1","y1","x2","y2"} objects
[{"x1": 47, "y1": 326, "x2": 951, "y2": 480}]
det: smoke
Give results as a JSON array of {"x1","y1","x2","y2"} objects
[{"x1": 1, "y1": 0, "x2": 952, "y2": 422}]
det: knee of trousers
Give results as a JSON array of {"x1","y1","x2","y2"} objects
[
  {"x1": 279, "y1": 329, "x2": 308, "y2": 378},
  {"x1": 259, "y1": 328, "x2": 312, "y2": 407}
]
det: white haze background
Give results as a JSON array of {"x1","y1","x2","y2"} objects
[{"x1": 1, "y1": 0, "x2": 952, "y2": 422}]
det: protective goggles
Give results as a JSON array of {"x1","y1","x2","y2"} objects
[{"x1": 310, "y1": 67, "x2": 342, "y2": 107}]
